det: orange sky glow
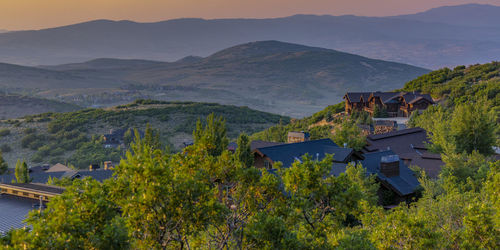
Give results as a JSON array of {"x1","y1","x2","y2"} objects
[{"x1": 1, "y1": 0, "x2": 499, "y2": 30}]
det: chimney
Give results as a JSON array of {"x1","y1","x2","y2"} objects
[
  {"x1": 380, "y1": 155, "x2": 400, "y2": 177},
  {"x1": 104, "y1": 161, "x2": 113, "y2": 170},
  {"x1": 343, "y1": 143, "x2": 348, "y2": 148}
]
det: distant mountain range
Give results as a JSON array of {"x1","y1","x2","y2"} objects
[
  {"x1": 0, "y1": 4, "x2": 499, "y2": 68},
  {"x1": 0, "y1": 41, "x2": 428, "y2": 117},
  {"x1": 0, "y1": 93, "x2": 81, "y2": 119}
]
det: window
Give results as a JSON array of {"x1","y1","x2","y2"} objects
[{"x1": 264, "y1": 160, "x2": 272, "y2": 169}]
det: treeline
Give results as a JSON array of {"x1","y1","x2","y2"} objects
[{"x1": 1, "y1": 113, "x2": 497, "y2": 249}]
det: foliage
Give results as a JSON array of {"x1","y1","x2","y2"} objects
[
  {"x1": 331, "y1": 119, "x2": 367, "y2": 151},
  {"x1": 0, "y1": 128, "x2": 10, "y2": 137},
  {"x1": 67, "y1": 138, "x2": 122, "y2": 169},
  {"x1": 235, "y1": 133, "x2": 254, "y2": 168},
  {"x1": 193, "y1": 113, "x2": 229, "y2": 157},
  {"x1": 409, "y1": 100, "x2": 497, "y2": 155},
  {"x1": 14, "y1": 159, "x2": 29, "y2": 183},
  {"x1": 15, "y1": 178, "x2": 130, "y2": 249},
  {"x1": 0, "y1": 152, "x2": 7, "y2": 175},
  {"x1": 0, "y1": 144, "x2": 12, "y2": 153},
  {"x1": 400, "y1": 62, "x2": 500, "y2": 109}
]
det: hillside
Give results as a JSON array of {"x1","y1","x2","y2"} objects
[
  {"x1": 0, "y1": 4, "x2": 499, "y2": 68},
  {"x1": 252, "y1": 62, "x2": 500, "y2": 142},
  {"x1": 400, "y1": 62, "x2": 500, "y2": 109},
  {"x1": 0, "y1": 41, "x2": 429, "y2": 117},
  {"x1": 0, "y1": 100, "x2": 289, "y2": 168},
  {"x1": 0, "y1": 93, "x2": 81, "y2": 119}
]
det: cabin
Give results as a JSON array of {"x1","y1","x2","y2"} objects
[{"x1": 343, "y1": 91, "x2": 434, "y2": 117}]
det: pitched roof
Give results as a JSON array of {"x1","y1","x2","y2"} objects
[
  {"x1": 254, "y1": 139, "x2": 356, "y2": 167},
  {"x1": 46, "y1": 163, "x2": 73, "y2": 173},
  {"x1": 364, "y1": 128, "x2": 444, "y2": 178},
  {"x1": 76, "y1": 170, "x2": 114, "y2": 182},
  {"x1": 250, "y1": 140, "x2": 284, "y2": 151},
  {"x1": 0, "y1": 195, "x2": 33, "y2": 235},
  {"x1": 0, "y1": 183, "x2": 65, "y2": 196},
  {"x1": 344, "y1": 92, "x2": 371, "y2": 103},
  {"x1": 402, "y1": 92, "x2": 434, "y2": 104},
  {"x1": 361, "y1": 150, "x2": 420, "y2": 196}
]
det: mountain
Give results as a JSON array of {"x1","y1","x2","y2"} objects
[
  {"x1": 1, "y1": 41, "x2": 429, "y2": 117},
  {"x1": 0, "y1": 94, "x2": 81, "y2": 119},
  {"x1": 394, "y1": 4, "x2": 500, "y2": 28},
  {"x1": 1, "y1": 4, "x2": 500, "y2": 68}
]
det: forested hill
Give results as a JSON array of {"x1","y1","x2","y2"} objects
[
  {"x1": 399, "y1": 62, "x2": 500, "y2": 109},
  {"x1": 0, "y1": 100, "x2": 289, "y2": 168}
]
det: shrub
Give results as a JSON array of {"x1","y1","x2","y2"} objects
[
  {"x1": 0, "y1": 144, "x2": 11, "y2": 153},
  {"x1": 0, "y1": 129, "x2": 10, "y2": 137}
]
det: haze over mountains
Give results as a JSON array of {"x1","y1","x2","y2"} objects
[
  {"x1": 0, "y1": 4, "x2": 498, "y2": 68},
  {"x1": 0, "y1": 41, "x2": 428, "y2": 117}
]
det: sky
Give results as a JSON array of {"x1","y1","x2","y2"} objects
[{"x1": 1, "y1": 0, "x2": 500, "y2": 30}]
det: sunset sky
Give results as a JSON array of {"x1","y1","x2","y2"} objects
[{"x1": 1, "y1": 0, "x2": 499, "y2": 30}]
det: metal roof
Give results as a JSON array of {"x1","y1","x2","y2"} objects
[{"x1": 0, "y1": 195, "x2": 33, "y2": 235}]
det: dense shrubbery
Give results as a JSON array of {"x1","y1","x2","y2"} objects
[
  {"x1": 0, "y1": 128, "x2": 10, "y2": 137},
  {"x1": 400, "y1": 62, "x2": 500, "y2": 109}
]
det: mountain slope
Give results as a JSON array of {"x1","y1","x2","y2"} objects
[
  {"x1": 0, "y1": 94, "x2": 81, "y2": 119},
  {"x1": 394, "y1": 4, "x2": 500, "y2": 28},
  {"x1": 1, "y1": 41, "x2": 429, "y2": 117},
  {"x1": 1, "y1": 5, "x2": 500, "y2": 68}
]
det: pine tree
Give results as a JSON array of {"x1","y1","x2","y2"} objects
[
  {"x1": 193, "y1": 113, "x2": 229, "y2": 156},
  {"x1": 235, "y1": 133, "x2": 253, "y2": 168}
]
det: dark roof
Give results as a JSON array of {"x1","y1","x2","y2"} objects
[
  {"x1": 76, "y1": 170, "x2": 114, "y2": 182},
  {"x1": 0, "y1": 195, "x2": 34, "y2": 235},
  {"x1": 370, "y1": 92, "x2": 401, "y2": 103},
  {"x1": 0, "y1": 183, "x2": 66, "y2": 195},
  {"x1": 364, "y1": 128, "x2": 444, "y2": 178},
  {"x1": 361, "y1": 150, "x2": 420, "y2": 196},
  {"x1": 344, "y1": 92, "x2": 371, "y2": 103},
  {"x1": 402, "y1": 92, "x2": 434, "y2": 104},
  {"x1": 255, "y1": 139, "x2": 356, "y2": 167},
  {"x1": 250, "y1": 140, "x2": 284, "y2": 151},
  {"x1": 0, "y1": 171, "x2": 68, "y2": 184}
]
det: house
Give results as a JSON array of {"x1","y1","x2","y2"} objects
[
  {"x1": 343, "y1": 91, "x2": 434, "y2": 117},
  {"x1": 287, "y1": 131, "x2": 310, "y2": 143},
  {"x1": 363, "y1": 128, "x2": 444, "y2": 178},
  {"x1": 253, "y1": 139, "x2": 363, "y2": 169},
  {"x1": 360, "y1": 150, "x2": 420, "y2": 202}
]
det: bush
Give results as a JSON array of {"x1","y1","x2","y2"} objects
[
  {"x1": 0, "y1": 144, "x2": 11, "y2": 153},
  {"x1": 24, "y1": 128, "x2": 37, "y2": 134},
  {"x1": 0, "y1": 129, "x2": 10, "y2": 137}
]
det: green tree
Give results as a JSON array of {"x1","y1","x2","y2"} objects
[
  {"x1": 142, "y1": 124, "x2": 162, "y2": 150},
  {"x1": 235, "y1": 133, "x2": 254, "y2": 168},
  {"x1": 0, "y1": 152, "x2": 7, "y2": 175},
  {"x1": 123, "y1": 128, "x2": 134, "y2": 147},
  {"x1": 193, "y1": 113, "x2": 229, "y2": 157},
  {"x1": 280, "y1": 155, "x2": 378, "y2": 247},
  {"x1": 14, "y1": 160, "x2": 29, "y2": 183},
  {"x1": 372, "y1": 105, "x2": 381, "y2": 118},
  {"x1": 112, "y1": 135, "x2": 225, "y2": 249},
  {"x1": 332, "y1": 119, "x2": 366, "y2": 151},
  {"x1": 450, "y1": 99, "x2": 497, "y2": 155},
  {"x1": 17, "y1": 178, "x2": 129, "y2": 249}
]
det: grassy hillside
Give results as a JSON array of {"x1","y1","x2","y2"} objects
[
  {"x1": 0, "y1": 100, "x2": 289, "y2": 168},
  {"x1": 399, "y1": 62, "x2": 500, "y2": 109},
  {"x1": 0, "y1": 93, "x2": 81, "y2": 119}
]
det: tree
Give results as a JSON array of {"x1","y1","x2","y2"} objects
[
  {"x1": 372, "y1": 105, "x2": 381, "y2": 118},
  {"x1": 450, "y1": 99, "x2": 497, "y2": 155},
  {"x1": 332, "y1": 119, "x2": 366, "y2": 151},
  {"x1": 0, "y1": 152, "x2": 7, "y2": 175},
  {"x1": 280, "y1": 155, "x2": 378, "y2": 247},
  {"x1": 111, "y1": 136, "x2": 225, "y2": 249},
  {"x1": 17, "y1": 178, "x2": 129, "y2": 249},
  {"x1": 235, "y1": 133, "x2": 253, "y2": 168},
  {"x1": 14, "y1": 160, "x2": 29, "y2": 183},
  {"x1": 142, "y1": 124, "x2": 162, "y2": 150},
  {"x1": 193, "y1": 113, "x2": 229, "y2": 157},
  {"x1": 123, "y1": 128, "x2": 134, "y2": 147}
]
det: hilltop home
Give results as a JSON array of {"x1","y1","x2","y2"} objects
[{"x1": 343, "y1": 91, "x2": 434, "y2": 117}]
